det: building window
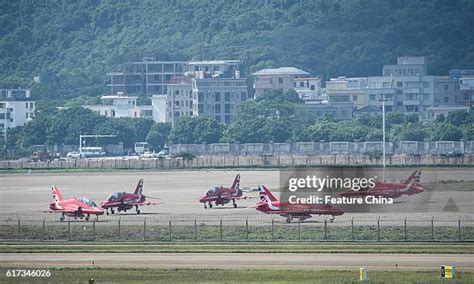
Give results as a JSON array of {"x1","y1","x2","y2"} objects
[
  {"x1": 225, "y1": 115, "x2": 231, "y2": 124},
  {"x1": 310, "y1": 85, "x2": 315, "y2": 90},
  {"x1": 397, "y1": 82, "x2": 403, "y2": 87},
  {"x1": 198, "y1": 92, "x2": 204, "y2": 102},
  {"x1": 215, "y1": 115, "x2": 221, "y2": 122},
  {"x1": 0, "y1": 103, "x2": 4, "y2": 108},
  {"x1": 369, "y1": 94, "x2": 376, "y2": 101},
  {"x1": 397, "y1": 90, "x2": 403, "y2": 94},
  {"x1": 300, "y1": 82, "x2": 304, "y2": 87},
  {"x1": 225, "y1": 104, "x2": 230, "y2": 113},
  {"x1": 444, "y1": 84, "x2": 449, "y2": 91},
  {"x1": 444, "y1": 97, "x2": 449, "y2": 103},
  {"x1": 215, "y1": 92, "x2": 221, "y2": 102},
  {"x1": 25, "y1": 103, "x2": 28, "y2": 108},
  {"x1": 30, "y1": 102, "x2": 34, "y2": 109},
  {"x1": 423, "y1": 82, "x2": 430, "y2": 88},
  {"x1": 0, "y1": 114, "x2": 4, "y2": 119},
  {"x1": 278, "y1": 78, "x2": 283, "y2": 84},
  {"x1": 352, "y1": 95, "x2": 358, "y2": 102},
  {"x1": 225, "y1": 92, "x2": 231, "y2": 102},
  {"x1": 215, "y1": 104, "x2": 221, "y2": 113},
  {"x1": 241, "y1": 92, "x2": 247, "y2": 101}
]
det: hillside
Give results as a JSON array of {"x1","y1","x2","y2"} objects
[{"x1": 1, "y1": 0, "x2": 473, "y2": 104}]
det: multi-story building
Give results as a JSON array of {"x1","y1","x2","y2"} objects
[
  {"x1": 0, "y1": 89, "x2": 35, "y2": 135},
  {"x1": 193, "y1": 77, "x2": 249, "y2": 124},
  {"x1": 253, "y1": 67, "x2": 310, "y2": 97},
  {"x1": 293, "y1": 77, "x2": 323, "y2": 101},
  {"x1": 450, "y1": 69, "x2": 474, "y2": 107},
  {"x1": 326, "y1": 57, "x2": 461, "y2": 118},
  {"x1": 458, "y1": 77, "x2": 474, "y2": 107},
  {"x1": 151, "y1": 60, "x2": 251, "y2": 125},
  {"x1": 107, "y1": 57, "x2": 186, "y2": 95},
  {"x1": 382, "y1": 56, "x2": 428, "y2": 76},
  {"x1": 151, "y1": 81, "x2": 195, "y2": 126},
  {"x1": 84, "y1": 93, "x2": 153, "y2": 119},
  {"x1": 304, "y1": 101, "x2": 353, "y2": 120},
  {"x1": 326, "y1": 77, "x2": 368, "y2": 109}
]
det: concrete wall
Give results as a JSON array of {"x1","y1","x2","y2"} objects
[{"x1": 169, "y1": 141, "x2": 473, "y2": 156}]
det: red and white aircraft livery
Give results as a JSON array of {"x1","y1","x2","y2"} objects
[
  {"x1": 199, "y1": 174, "x2": 247, "y2": 209},
  {"x1": 339, "y1": 170, "x2": 424, "y2": 198},
  {"x1": 101, "y1": 179, "x2": 158, "y2": 215},
  {"x1": 47, "y1": 185, "x2": 104, "y2": 222},
  {"x1": 254, "y1": 185, "x2": 344, "y2": 223}
]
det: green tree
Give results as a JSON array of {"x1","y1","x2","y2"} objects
[
  {"x1": 169, "y1": 116, "x2": 222, "y2": 144},
  {"x1": 430, "y1": 123, "x2": 463, "y2": 141},
  {"x1": 146, "y1": 123, "x2": 171, "y2": 150}
]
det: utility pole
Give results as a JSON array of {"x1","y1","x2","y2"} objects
[{"x1": 379, "y1": 94, "x2": 389, "y2": 182}]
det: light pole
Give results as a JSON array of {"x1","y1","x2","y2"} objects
[{"x1": 379, "y1": 95, "x2": 389, "y2": 182}]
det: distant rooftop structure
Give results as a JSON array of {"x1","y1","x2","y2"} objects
[
  {"x1": 397, "y1": 56, "x2": 427, "y2": 65},
  {"x1": 188, "y1": 60, "x2": 241, "y2": 65},
  {"x1": 252, "y1": 67, "x2": 310, "y2": 76}
]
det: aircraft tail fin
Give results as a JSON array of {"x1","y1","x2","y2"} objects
[
  {"x1": 133, "y1": 179, "x2": 144, "y2": 195},
  {"x1": 52, "y1": 185, "x2": 63, "y2": 208},
  {"x1": 258, "y1": 185, "x2": 278, "y2": 203},
  {"x1": 231, "y1": 174, "x2": 240, "y2": 190},
  {"x1": 404, "y1": 170, "x2": 421, "y2": 184}
]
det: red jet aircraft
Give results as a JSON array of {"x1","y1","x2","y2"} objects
[
  {"x1": 254, "y1": 185, "x2": 344, "y2": 223},
  {"x1": 339, "y1": 170, "x2": 424, "y2": 198},
  {"x1": 199, "y1": 174, "x2": 247, "y2": 209},
  {"x1": 101, "y1": 179, "x2": 158, "y2": 215},
  {"x1": 47, "y1": 185, "x2": 104, "y2": 222}
]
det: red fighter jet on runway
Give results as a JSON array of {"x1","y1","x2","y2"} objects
[
  {"x1": 339, "y1": 170, "x2": 424, "y2": 198},
  {"x1": 254, "y1": 185, "x2": 344, "y2": 223},
  {"x1": 199, "y1": 174, "x2": 248, "y2": 209},
  {"x1": 47, "y1": 185, "x2": 104, "y2": 222},
  {"x1": 101, "y1": 179, "x2": 158, "y2": 215}
]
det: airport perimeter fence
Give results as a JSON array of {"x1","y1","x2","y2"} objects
[
  {"x1": 1, "y1": 154, "x2": 473, "y2": 170},
  {"x1": 1, "y1": 214, "x2": 473, "y2": 243}
]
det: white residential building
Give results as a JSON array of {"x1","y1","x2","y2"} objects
[
  {"x1": 84, "y1": 94, "x2": 152, "y2": 119},
  {"x1": 0, "y1": 89, "x2": 35, "y2": 135}
]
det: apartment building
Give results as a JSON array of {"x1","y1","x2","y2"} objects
[
  {"x1": 107, "y1": 57, "x2": 187, "y2": 95},
  {"x1": 151, "y1": 82, "x2": 195, "y2": 125},
  {"x1": 0, "y1": 89, "x2": 35, "y2": 135},
  {"x1": 326, "y1": 57, "x2": 461, "y2": 118}
]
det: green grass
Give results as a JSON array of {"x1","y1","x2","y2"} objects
[
  {"x1": 1, "y1": 223, "x2": 472, "y2": 243},
  {"x1": 0, "y1": 267, "x2": 472, "y2": 284},
  {"x1": 1, "y1": 242, "x2": 473, "y2": 254}
]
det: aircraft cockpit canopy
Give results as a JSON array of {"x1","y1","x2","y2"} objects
[
  {"x1": 78, "y1": 197, "x2": 98, "y2": 208},
  {"x1": 107, "y1": 192, "x2": 123, "y2": 201},
  {"x1": 206, "y1": 186, "x2": 220, "y2": 196}
]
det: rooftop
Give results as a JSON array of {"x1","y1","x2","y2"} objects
[
  {"x1": 188, "y1": 60, "x2": 241, "y2": 65},
  {"x1": 252, "y1": 67, "x2": 310, "y2": 76}
]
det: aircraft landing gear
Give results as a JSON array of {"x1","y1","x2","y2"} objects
[
  {"x1": 329, "y1": 216, "x2": 335, "y2": 223},
  {"x1": 204, "y1": 203, "x2": 207, "y2": 209},
  {"x1": 232, "y1": 199, "x2": 237, "y2": 208},
  {"x1": 286, "y1": 216, "x2": 292, "y2": 223},
  {"x1": 59, "y1": 214, "x2": 65, "y2": 222},
  {"x1": 135, "y1": 205, "x2": 141, "y2": 214},
  {"x1": 85, "y1": 215, "x2": 90, "y2": 221},
  {"x1": 208, "y1": 202, "x2": 213, "y2": 208},
  {"x1": 111, "y1": 208, "x2": 115, "y2": 215}
]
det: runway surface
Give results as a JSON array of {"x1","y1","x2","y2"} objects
[
  {"x1": 1, "y1": 168, "x2": 473, "y2": 222},
  {"x1": 1, "y1": 253, "x2": 473, "y2": 271}
]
